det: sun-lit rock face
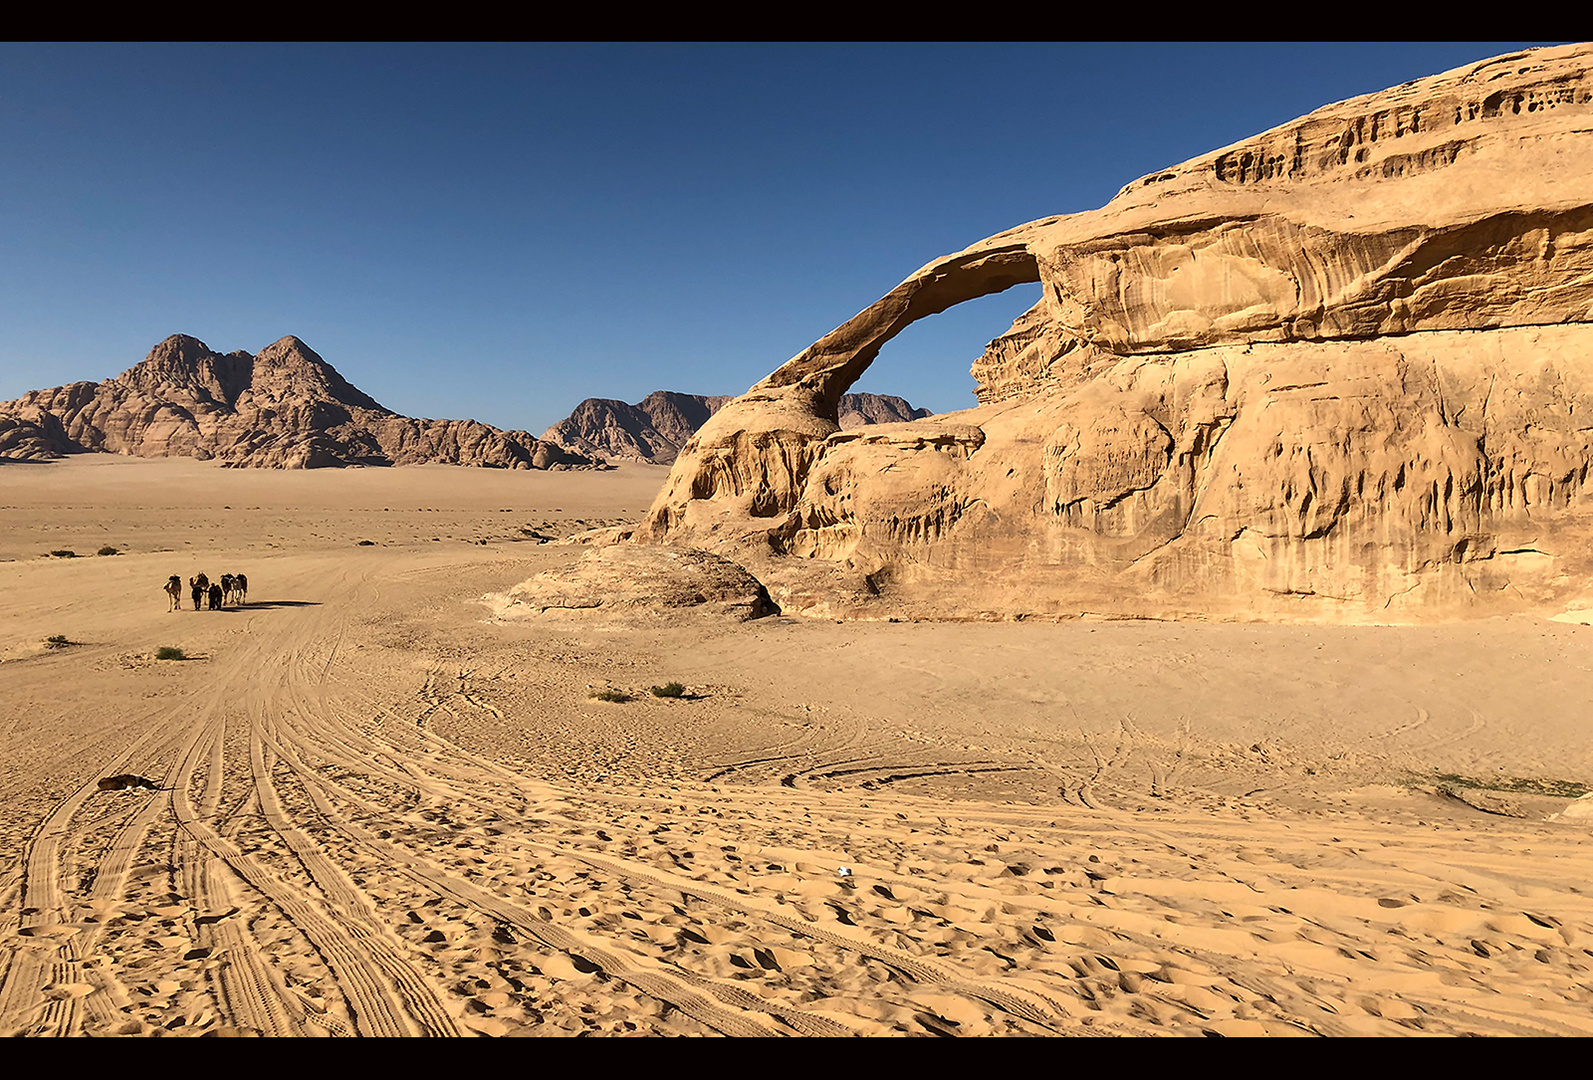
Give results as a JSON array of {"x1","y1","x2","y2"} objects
[
  {"x1": 0, "y1": 335, "x2": 597, "y2": 470},
  {"x1": 641, "y1": 44, "x2": 1593, "y2": 620}
]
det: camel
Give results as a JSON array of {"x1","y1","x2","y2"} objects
[
  {"x1": 164, "y1": 576, "x2": 182, "y2": 611},
  {"x1": 234, "y1": 573, "x2": 248, "y2": 606},
  {"x1": 208, "y1": 583, "x2": 223, "y2": 610},
  {"x1": 220, "y1": 574, "x2": 235, "y2": 605},
  {"x1": 190, "y1": 573, "x2": 209, "y2": 611}
]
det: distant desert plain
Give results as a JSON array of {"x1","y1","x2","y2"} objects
[{"x1": 2, "y1": 454, "x2": 1592, "y2": 1037}]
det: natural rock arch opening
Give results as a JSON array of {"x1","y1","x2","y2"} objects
[
  {"x1": 639, "y1": 242, "x2": 1045, "y2": 539},
  {"x1": 849, "y1": 282, "x2": 1044, "y2": 417},
  {"x1": 755, "y1": 243, "x2": 1043, "y2": 420}
]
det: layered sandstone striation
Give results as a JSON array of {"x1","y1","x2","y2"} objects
[
  {"x1": 641, "y1": 44, "x2": 1593, "y2": 620},
  {"x1": 544, "y1": 391, "x2": 930, "y2": 464},
  {"x1": 0, "y1": 335, "x2": 597, "y2": 470},
  {"x1": 0, "y1": 407, "x2": 70, "y2": 462}
]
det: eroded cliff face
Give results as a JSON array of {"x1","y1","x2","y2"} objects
[
  {"x1": 0, "y1": 335, "x2": 596, "y2": 470},
  {"x1": 640, "y1": 44, "x2": 1593, "y2": 621}
]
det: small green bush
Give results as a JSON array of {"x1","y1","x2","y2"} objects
[
  {"x1": 46, "y1": 635, "x2": 68, "y2": 645},
  {"x1": 49, "y1": 550, "x2": 76, "y2": 558},
  {"x1": 1430, "y1": 771, "x2": 1590, "y2": 799},
  {"x1": 589, "y1": 688, "x2": 631, "y2": 703},
  {"x1": 97, "y1": 546, "x2": 120, "y2": 556},
  {"x1": 155, "y1": 646, "x2": 187, "y2": 661},
  {"x1": 650, "y1": 682, "x2": 687, "y2": 698}
]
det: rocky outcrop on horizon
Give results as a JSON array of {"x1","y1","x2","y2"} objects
[
  {"x1": 544, "y1": 390, "x2": 930, "y2": 464},
  {"x1": 638, "y1": 43, "x2": 1593, "y2": 622},
  {"x1": 543, "y1": 392, "x2": 734, "y2": 465},
  {"x1": 0, "y1": 335, "x2": 598, "y2": 470},
  {"x1": 838, "y1": 393, "x2": 932, "y2": 430}
]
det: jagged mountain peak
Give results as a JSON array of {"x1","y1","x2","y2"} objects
[
  {"x1": 113, "y1": 334, "x2": 387, "y2": 414},
  {"x1": 145, "y1": 333, "x2": 216, "y2": 364},
  {"x1": 253, "y1": 335, "x2": 326, "y2": 369},
  {"x1": 246, "y1": 336, "x2": 387, "y2": 413},
  {"x1": 122, "y1": 335, "x2": 252, "y2": 407},
  {"x1": 0, "y1": 334, "x2": 597, "y2": 470}
]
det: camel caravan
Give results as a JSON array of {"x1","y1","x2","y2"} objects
[{"x1": 164, "y1": 572, "x2": 247, "y2": 611}]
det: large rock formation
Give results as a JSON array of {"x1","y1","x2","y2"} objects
[
  {"x1": 640, "y1": 43, "x2": 1593, "y2": 621},
  {"x1": 0, "y1": 407, "x2": 71, "y2": 462},
  {"x1": 0, "y1": 335, "x2": 597, "y2": 470},
  {"x1": 489, "y1": 545, "x2": 776, "y2": 623},
  {"x1": 544, "y1": 391, "x2": 930, "y2": 464}
]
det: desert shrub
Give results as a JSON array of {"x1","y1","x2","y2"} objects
[
  {"x1": 1430, "y1": 771, "x2": 1590, "y2": 799},
  {"x1": 97, "y1": 546, "x2": 120, "y2": 556},
  {"x1": 155, "y1": 646, "x2": 187, "y2": 661},
  {"x1": 49, "y1": 550, "x2": 76, "y2": 558},
  {"x1": 46, "y1": 635, "x2": 67, "y2": 644},
  {"x1": 357, "y1": 539, "x2": 375, "y2": 546},
  {"x1": 589, "y1": 688, "x2": 631, "y2": 703},
  {"x1": 650, "y1": 682, "x2": 687, "y2": 698}
]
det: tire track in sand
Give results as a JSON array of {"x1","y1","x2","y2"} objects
[
  {"x1": 156, "y1": 575, "x2": 453, "y2": 1038},
  {"x1": 257, "y1": 680, "x2": 812, "y2": 1037},
  {"x1": 268, "y1": 647, "x2": 1074, "y2": 1034}
]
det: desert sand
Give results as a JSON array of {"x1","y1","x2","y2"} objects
[{"x1": 0, "y1": 455, "x2": 1590, "y2": 1036}]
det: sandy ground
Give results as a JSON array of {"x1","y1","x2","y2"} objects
[{"x1": 2, "y1": 455, "x2": 1592, "y2": 1036}]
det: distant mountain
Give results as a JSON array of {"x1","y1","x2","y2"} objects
[
  {"x1": 544, "y1": 391, "x2": 931, "y2": 464},
  {"x1": 837, "y1": 393, "x2": 933, "y2": 429},
  {"x1": 0, "y1": 334, "x2": 598, "y2": 470}
]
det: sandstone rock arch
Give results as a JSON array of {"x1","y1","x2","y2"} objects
[
  {"x1": 641, "y1": 44, "x2": 1593, "y2": 622},
  {"x1": 758, "y1": 242, "x2": 1042, "y2": 413},
  {"x1": 640, "y1": 239, "x2": 1041, "y2": 538}
]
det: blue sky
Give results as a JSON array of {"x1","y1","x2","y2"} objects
[{"x1": 0, "y1": 42, "x2": 1566, "y2": 435}]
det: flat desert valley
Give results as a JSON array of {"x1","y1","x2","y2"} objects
[{"x1": 3, "y1": 456, "x2": 1593, "y2": 1037}]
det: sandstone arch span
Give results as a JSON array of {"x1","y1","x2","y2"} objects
[
  {"x1": 640, "y1": 236, "x2": 1043, "y2": 538},
  {"x1": 759, "y1": 241, "x2": 1042, "y2": 412}
]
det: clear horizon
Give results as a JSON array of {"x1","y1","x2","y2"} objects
[{"x1": 0, "y1": 42, "x2": 1567, "y2": 436}]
